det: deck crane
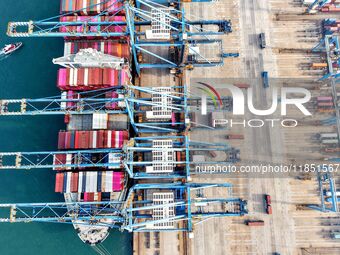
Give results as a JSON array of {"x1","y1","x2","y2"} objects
[
  {"x1": 0, "y1": 182, "x2": 248, "y2": 232},
  {"x1": 7, "y1": 0, "x2": 233, "y2": 73},
  {"x1": 0, "y1": 135, "x2": 239, "y2": 179}
]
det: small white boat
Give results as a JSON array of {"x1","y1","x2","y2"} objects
[{"x1": 0, "y1": 42, "x2": 23, "y2": 55}]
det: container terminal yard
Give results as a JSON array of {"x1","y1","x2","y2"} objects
[{"x1": 1, "y1": 0, "x2": 340, "y2": 254}]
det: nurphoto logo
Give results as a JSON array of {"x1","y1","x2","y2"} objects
[{"x1": 197, "y1": 82, "x2": 312, "y2": 128}]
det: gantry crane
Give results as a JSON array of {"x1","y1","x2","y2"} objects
[
  {"x1": 308, "y1": 169, "x2": 339, "y2": 213},
  {"x1": 0, "y1": 84, "x2": 231, "y2": 133},
  {"x1": 0, "y1": 182, "x2": 248, "y2": 232},
  {"x1": 0, "y1": 135, "x2": 239, "y2": 178}
]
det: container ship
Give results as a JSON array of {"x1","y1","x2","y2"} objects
[{"x1": 54, "y1": 0, "x2": 132, "y2": 245}]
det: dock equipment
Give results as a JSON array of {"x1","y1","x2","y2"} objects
[
  {"x1": 308, "y1": 169, "x2": 339, "y2": 212},
  {"x1": 0, "y1": 88, "x2": 126, "y2": 115},
  {"x1": 0, "y1": 85, "x2": 231, "y2": 133},
  {"x1": 0, "y1": 183, "x2": 248, "y2": 232},
  {"x1": 306, "y1": 0, "x2": 330, "y2": 14},
  {"x1": 312, "y1": 34, "x2": 340, "y2": 145},
  {"x1": 0, "y1": 136, "x2": 238, "y2": 178},
  {"x1": 7, "y1": 0, "x2": 233, "y2": 73}
]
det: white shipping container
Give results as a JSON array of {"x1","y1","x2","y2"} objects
[
  {"x1": 78, "y1": 172, "x2": 83, "y2": 193},
  {"x1": 86, "y1": 172, "x2": 91, "y2": 193},
  {"x1": 105, "y1": 171, "x2": 113, "y2": 192},
  {"x1": 69, "y1": 68, "x2": 74, "y2": 86},
  {"x1": 93, "y1": 131, "x2": 97, "y2": 149},
  {"x1": 89, "y1": 172, "x2": 95, "y2": 193},
  {"x1": 107, "y1": 131, "x2": 112, "y2": 148},
  {"x1": 92, "y1": 113, "x2": 108, "y2": 129},
  {"x1": 73, "y1": 68, "x2": 78, "y2": 86},
  {"x1": 92, "y1": 172, "x2": 98, "y2": 193},
  {"x1": 84, "y1": 68, "x2": 89, "y2": 86},
  {"x1": 320, "y1": 133, "x2": 338, "y2": 139},
  {"x1": 66, "y1": 172, "x2": 72, "y2": 193},
  {"x1": 322, "y1": 139, "x2": 339, "y2": 144}
]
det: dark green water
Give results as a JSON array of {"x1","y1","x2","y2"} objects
[{"x1": 0, "y1": 1, "x2": 132, "y2": 254}]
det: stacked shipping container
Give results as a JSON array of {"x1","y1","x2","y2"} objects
[
  {"x1": 64, "y1": 40, "x2": 130, "y2": 59},
  {"x1": 60, "y1": 0, "x2": 124, "y2": 15},
  {"x1": 55, "y1": 171, "x2": 124, "y2": 194},
  {"x1": 57, "y1": 68, "x2": 129, "y2": 90},
  {"x1": 58, "y1": 130, "x2": 129, "y2": 149},
  {"x1": 55, "y1": 0, "x2": 130, "y2": 204}
]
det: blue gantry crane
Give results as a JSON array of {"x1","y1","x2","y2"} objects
[
  {"x1": 312, "y1": 34, "x2": 340, "y2": 81},
  {"x1": 308, "y1": 169, "x2": 339, "y2": 212},
  {"x1": 0, "y1": 135, "x2": 239, "y2": 178},
  {"x1": 0, "y1": 182, "x2": 248, "y2": 232},
  {"x1": 0, "y1": 84, "x2": 231, "y2": 133}
]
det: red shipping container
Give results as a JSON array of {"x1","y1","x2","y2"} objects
[
  {"x1": 75, "y1": 131, "x2": 80, "y2": 149},
  {"x1": 103, "y1": 69, "x2": 118, "y2": 86},
  {"x1": 97, "y1": 130, "x2": 105, "y2": 148},
  {"x1": 55, "y1": 173, "x2": 64, "y2": 193},
  {"x1": 77, "y1": 68, "x2": 85, "y2": 86},
  {"x1": 79, "y1": 131, "x2": 89, "y2": 149},
  {"x1": 58, "y1": 131, "x2": 66, "y2": 150},
  {"x1": 103, "y1": 131, "x2": 108, "y2": 148},
  {"x1": 65, "y1": 132, "x2": 72, "y2": 149},
  {"x1": 84, "y1": 131, "x2": 90, "y2": 149},
  {"x1": 71, "y1": 172, "x2": 79, "y2": 193},
  {"x1": 84, "y1": 192, "x2": 94, "y2": 202}
]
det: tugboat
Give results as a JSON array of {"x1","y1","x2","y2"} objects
[{"x1": 0, "y1": 42, "x2": 22, "y2": 55}]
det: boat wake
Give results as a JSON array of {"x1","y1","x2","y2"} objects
[{"x1": 0, "y1": 55, "x2": 10, "y2": 61}]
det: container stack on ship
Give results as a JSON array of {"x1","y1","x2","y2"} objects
[{"x1": 54, "y1": 0, "x2": 131, "y2": 245}]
